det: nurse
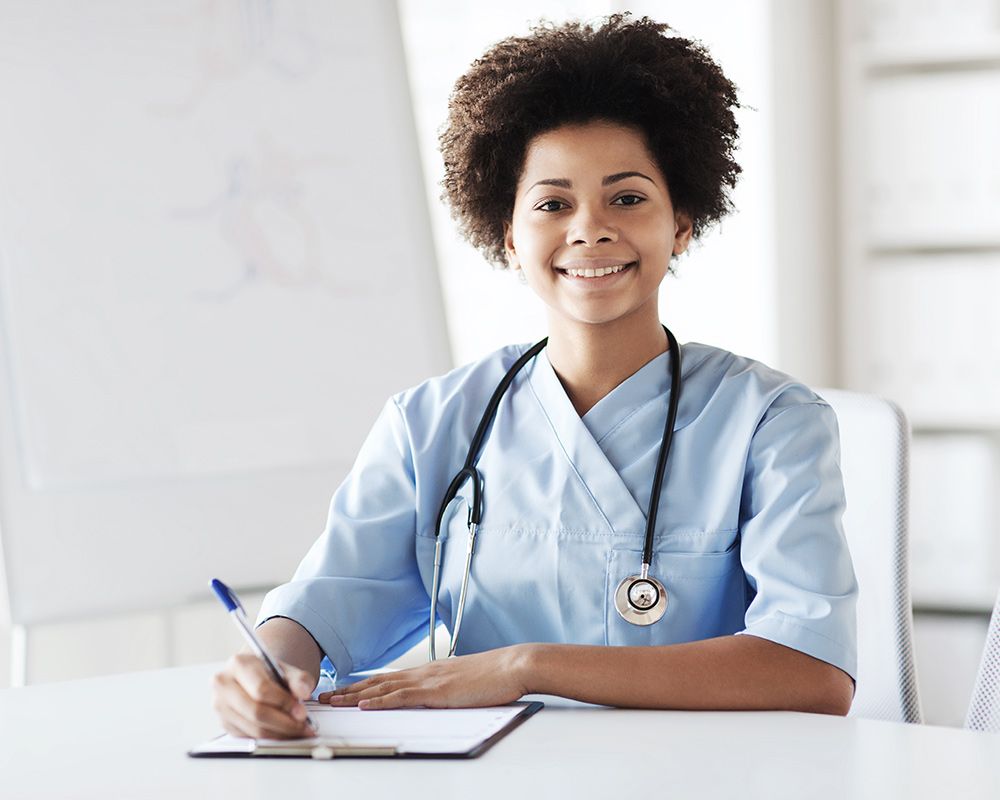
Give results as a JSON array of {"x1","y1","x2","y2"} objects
[{"x1": 211, "y1": 15, "x2": 857, "y2": 740}]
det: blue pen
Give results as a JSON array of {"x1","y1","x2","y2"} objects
[{"x1": 210, "y1": 578, "x2": 316, "y2": 732}]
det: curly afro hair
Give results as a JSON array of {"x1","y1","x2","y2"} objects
[{"x1": 439, "y1": 14, "x2": 742, "y2": 268}]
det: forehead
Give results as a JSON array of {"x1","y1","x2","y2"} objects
[{"x1": 519, "y1": 121, "x2": 661, "y2": 182}]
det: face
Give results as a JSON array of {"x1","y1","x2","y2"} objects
[{"x1": 504, "y1": 121, "x2": 692, "y2": 330}]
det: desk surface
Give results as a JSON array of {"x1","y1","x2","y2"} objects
[{"x1": 2, "y1": 664, "x2": 998, "y2": 799}]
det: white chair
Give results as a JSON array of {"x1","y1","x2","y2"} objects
[
  {"x1": 818, "y1": 389, "x2": 923, "y2": 723},
  {"x1": 965, "y1": 590, "x2": 1000, "y2": 732}
]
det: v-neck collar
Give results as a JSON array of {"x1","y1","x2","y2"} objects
[
  {"x1": 524, "y1": 349, "x2": 650, "y2": 534},
  {"x1": 523, "y1": 342, "x2": 708, "y2": 534},
  {"x1": 581, "y1": 349, "x2": 672, "y2": 445}
]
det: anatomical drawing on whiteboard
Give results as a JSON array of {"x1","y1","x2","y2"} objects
[
  {"x1": 170, "y1": 136, "x2": 362, "y2": 300},
  {"x1": 148, "y1": 0, "x2": 329, "y2": 117},
  {"x1": 0, "y1": 1, "x2": 441, "y2": 491}
]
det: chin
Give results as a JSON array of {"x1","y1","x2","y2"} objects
[{"x1": 562, "y1": 310, "x2": 634, "y2": 327}]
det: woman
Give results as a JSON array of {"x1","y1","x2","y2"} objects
[{"x1": 211, "y1": 15, "x2": 857, "y2": 740}]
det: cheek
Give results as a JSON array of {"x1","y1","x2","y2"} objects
[
  {"x1": 631, "y1": 231, "x2": 676, "y2": 276},
  {"x1": 515, "y1": 222, "x2": 561, "y2": 259},
  {"x1": 654, "y1": 217, "x2": 677, "y2": 241},
  {"x1": 632, "y1": 226, "x2": 674, "y2": 256}
]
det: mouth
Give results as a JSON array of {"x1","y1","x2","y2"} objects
[{"x1": 555, "y1": 261, "x2": 636, "y2": 281}]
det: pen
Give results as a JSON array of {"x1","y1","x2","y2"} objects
[{"x1": 210, "y1": 578, "x2": 316, "y2": 732}]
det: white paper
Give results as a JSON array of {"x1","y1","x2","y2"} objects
[{"x1": 192, "y1": 702, "x2": 531, "y2": 756}]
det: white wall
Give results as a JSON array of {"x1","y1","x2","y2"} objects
[{"x1": 769, "y1": 0, "x2": 840, "y2": 386}]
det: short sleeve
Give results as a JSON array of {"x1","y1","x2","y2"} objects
[
  {"x1": 736, "y1": 400, "x2": 858, "y2": 679},
  {"x1": 256, "y1": 397, "x2": 430, "y2": 679}
]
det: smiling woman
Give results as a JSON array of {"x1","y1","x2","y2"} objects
[{"x1": 210, "y1": 14, "x2": 857, "y2": 739}]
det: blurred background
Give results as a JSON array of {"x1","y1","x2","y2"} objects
[{"x1": 0, "y1": 0, "x2": 997, "y2": 727}]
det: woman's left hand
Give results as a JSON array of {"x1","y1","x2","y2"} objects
[{"x1": 317, "y1": 645, "x2": 532, "y2": 710}]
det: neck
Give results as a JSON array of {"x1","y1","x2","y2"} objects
[{"x1": 545, "y1": 305, "x2": 669, "y2": 418}]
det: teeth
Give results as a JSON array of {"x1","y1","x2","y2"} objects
[{"x1": 564, "y1": 263, "x2": 630, "y2": 278}]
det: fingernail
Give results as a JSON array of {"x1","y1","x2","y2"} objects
[
  {"x1": 291, "y1": 704, "x2": 306, "y2": 721},
  {"x1": 358, "y1": 699, "x2": 371, "y2": 709}
]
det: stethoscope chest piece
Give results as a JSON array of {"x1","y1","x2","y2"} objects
[{"x1": 614, "y1": 573, "x2": 668, "y2": 625}]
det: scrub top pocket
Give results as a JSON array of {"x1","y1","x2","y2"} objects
[{"x1": 604, "y1": 541, "x2": 746, "y2": 647}]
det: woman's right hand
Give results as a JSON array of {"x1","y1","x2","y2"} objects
[{"x1": 211, "y1": 653, "x2": 317, "y2": 739}]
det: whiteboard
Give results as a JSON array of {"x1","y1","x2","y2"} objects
[{"x1": 0, "y1": 0, "x2": 451, "y2": 625}]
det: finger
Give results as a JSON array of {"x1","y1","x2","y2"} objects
[
  {"x1": 223, "y1": 697, "x2": 287, "y2": 740},
  {"x1": 320, "y1": 667, "x2": 416, "y2": 700},
  {"x1": 324, "y1": 679, "x2": 403, "y2": 706},
  {"x1": 218, "y1": 672, "x2": 312, "y2": 739},
  {"x1": 220, "y1": 717, "x2": 254, "y2": 739},
  {"x1": 212, "y1": 678, "x2": 256, "y2": 739},
  {"x1": 229, "y1": 692, "x2": 313, "y2": 739},
  {"x1": 318, "y1": 685, "x2": 357, "y2": 701},
  {"x1": 359, "y1": 687, "x2": 422, "y2": 710},
  {"x1": 213, "y1": 678, "x2": 268, "y2": 739},
  {"x1": 321, "y1": 675, "x2": 383, "y2": 698},
  {"x1": 318, "y1": 685, "x2": 357, "y2": 703},
  {"x1": 282, "y1": 662, "x2": 317, "y2": 701},
  {"x1": 229, "y1": 654, "x2": 298, "y2": 710},
  {"x1": 218, "y1": 695, "x2": 274, "y2": 739},
  {"x1": 212, "y1": 670, "x2": 261, "y2": 735},
  {"x1": 319, "y1": 674, "x2": 394, "y2": 702},
  {"x1": 322, "y1": 687, "x2": 377, "y2": 705}
]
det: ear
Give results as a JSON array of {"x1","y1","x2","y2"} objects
[
  {"x1": 672, "y1": 211, "x2": 694, "y2": 257},
  {"x1": 503, "y1": 221, "x2": 521, "y2": 271}
]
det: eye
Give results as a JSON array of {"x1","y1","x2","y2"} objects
[
  {"x1": 612, "y1": 194, "x2": 645, "y2": 207},
  {"x1": 534, "y1": 199, "x2": 567, "y2": 212}
]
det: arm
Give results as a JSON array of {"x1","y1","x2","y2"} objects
[
  {"x1": 255, "y1": 616, "x2": 324, "y2": 685},
  {"x1": 320, "y1": 635, "x2": 853, "y2": 716},
  {"x1": 521, "y1": 635, "x2": 854, "y2": 714}
]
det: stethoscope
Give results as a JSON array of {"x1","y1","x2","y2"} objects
[{"x1": 428, "y1": 326, "x2": 682, "y2": 660}]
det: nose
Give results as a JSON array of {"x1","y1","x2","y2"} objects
[{"x1": 566, "y1": 204, "x2": 618, "y2": 246}]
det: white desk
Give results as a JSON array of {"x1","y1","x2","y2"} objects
[{"x1": 1, "y1": 664, "x2": 998, "y2": 799}]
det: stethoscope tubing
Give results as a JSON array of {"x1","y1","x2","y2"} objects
[
  {"x1": 431, "y1": 339, "x2": 547, "y2": 543},
  {"x1": 429, "y1": 326, "x2": 681, "y2": 659},
  {"x1": 642, "y1": 326, "x2": 681, "y2": 569}
]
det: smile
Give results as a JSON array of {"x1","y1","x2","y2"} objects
[{"x1": 557, "y1": 262, "x2": 636, "y2": 279}]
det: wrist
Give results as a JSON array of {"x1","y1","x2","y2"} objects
[
  {"x1": 508, "y1": 643, "x2": 545, "y2": 696},
  {"x1": 256, "y1": 617, "x2": 323, "y2": 684}
]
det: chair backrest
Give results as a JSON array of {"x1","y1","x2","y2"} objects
[
  {"x1": 818, "y1": 389, "x2": 923, "y2": 723},
  {"x1": 965, "y1": 590, "x2": 1000, "y2": 732}
]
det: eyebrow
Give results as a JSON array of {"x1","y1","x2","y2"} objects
[{"x1": 527, "y1": 171, "x2": 656, "y2": 191}]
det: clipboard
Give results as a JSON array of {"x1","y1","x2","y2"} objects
[{"x1": 188, "y1": 701, "x2": 543, "y2": 760}]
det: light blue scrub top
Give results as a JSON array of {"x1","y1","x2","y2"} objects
[{"x1": 259, "y1": 342, "x2": 858, "y2": 682}]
